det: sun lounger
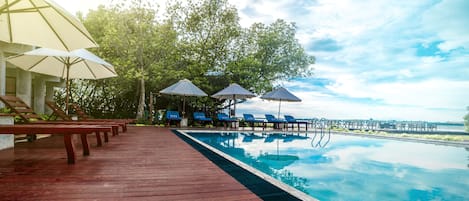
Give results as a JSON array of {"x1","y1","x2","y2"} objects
[
  {"x1": 0, "y1": 95, "x2": 118, "y2": 145},
  {"x1": 265, "y1": 114, "x2": 287, "y2": 129},
  {"x1": 217, "y1": 113, "x2": 238, "y2": 129},
  {"x1": 0, "y1": 124, "x2": 112, "y2": 164},
  {"x1": 242, "y1": 114, "x2": 266, "y2": 130},
  {"x1": 70, "y1": 103, "x2": 134, "y2": 131},
  {"x1": 45, "y1": 101, "x2": 73, "y2": 121},
  {"x1": 46, "y1": 101, "x2": 126, "y2": 133},
  {"x1": 193, "y1": 112, "x2": 212, "y2": 126},
  {"x1": 165, "y1": 110, "x2": 182, "y2": 127},
  {"x1": 284, "y1": 115, "x2": 309, "y2": 131}
]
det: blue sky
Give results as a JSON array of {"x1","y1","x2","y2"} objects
[{"x1": 56, "y1": 0, "x2": 469, "y2": 122}]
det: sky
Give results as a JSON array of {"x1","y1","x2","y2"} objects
[{"x1": 54, "y1": 0, "x2": 469, "y2": 122}]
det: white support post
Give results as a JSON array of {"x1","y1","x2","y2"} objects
[
  {"x1": 33, "y1": 76, "x2": 46, "y2": 114},
  {"x1": 0, "y1": 116, "x2": 14, "y2": 150},
  {"x1": 0, "y1": 50, "x2": 5, "y2": 108},
  {"x1": 16, "y1": 69, "x2": 32, "y2": 106}
]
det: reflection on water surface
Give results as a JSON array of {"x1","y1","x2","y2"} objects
[{"x1": 189, "y1": 132, "x2": 469, "y2": 201}]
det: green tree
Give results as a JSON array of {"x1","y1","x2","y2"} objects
[
  {"x1": 80, "y1": 1, "x2": 178, "y2": 119},
  {"x1": 68, "y1": 0, "x2": 314, "y2": 120},
  {"x1": 166, "y1": 0, "x2": 241, "y2": 93},
  {"x1": 166, "y1": 0, "x2": 314, "y2": 102},
  {"x1": 226, "y1": 19, "x2": 315, "y2": 93}
]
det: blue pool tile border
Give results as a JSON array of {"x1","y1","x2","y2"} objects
[{"x1": 173, "y1": 130, "x2": 304, "y2": 201}]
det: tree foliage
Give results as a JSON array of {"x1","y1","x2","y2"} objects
[
  {"x1": 167, "y1": 0, "x2": 241, "y2": 74},
  {"x1": 227, "y1": 20, "x2": 314, "y2": 93},
  {"x1": 72, "y1": 1, "x2": 179, "y2": 119},
  {"x1": 62, "y1": 0, "x2": 314, "y2": 120}
]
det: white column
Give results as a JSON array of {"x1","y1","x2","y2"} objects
[
  {"x1": 45, "y1": 82, "x2": 55, "y2": 115},
  {"x1": 16, "y1": 69, "x2": 32, "y2": 106},
  {"x1": 33, "y1": 76, "x2": 46, "y2": 114},
  {"x1": 0, "y1": 50, "x2": 5, "y2": 96},
  {"x1": 0, "y1": 50, "x2": 14, "y2": 150},
  {"x1": 0, "y1": 116, "x2": 14, "y2": 150}
]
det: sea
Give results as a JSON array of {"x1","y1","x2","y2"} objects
[{"x1": 436, "y1": 123, "x2": 466, "y2": 132}]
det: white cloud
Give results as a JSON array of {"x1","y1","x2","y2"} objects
[
  {"x1": 52, "y1": 0, "x2": 469, "y2": 122},
  {"x1": 230, "y1": 0, "x2": 303, "y2": 27},
  {"x1": 422, "y1": 0, "x2": 469, "y2": 51},
  {"x1": 371, "y1": 79, "x2": 469, "y2": 108},
  {"x1": 280, "y1": 0, "x2": 469, "y2": 122},
  {"x1": 326, "y1": 141, "x2": 467, "y2": 170},
  {"x1": 236, "y1": 68, "x2": 469, "y2": 121}
]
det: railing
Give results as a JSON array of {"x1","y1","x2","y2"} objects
[{"x1": 307, "y1": 119, "x2": 444, "y2": 133}]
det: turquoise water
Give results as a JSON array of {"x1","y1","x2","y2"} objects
[{"x1": 187, "y1": 132, "x2": 469, "y2": 201}]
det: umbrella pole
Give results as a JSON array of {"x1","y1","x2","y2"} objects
[
  {"x1": 233, "y1": 94, "x2": 236, "y2": 118},
  {"x1": 182, "y1": 96, "x2": 186, "y2": 118},
  {"x1": 65, "y1": 65, "x2": 70, "y2": 115},
  {"x1": 228, "y1": 99, "x2": 231, "y2": 118},
  {"x1": 278, "y1": 100, "x2": 282, "y2": 118}
]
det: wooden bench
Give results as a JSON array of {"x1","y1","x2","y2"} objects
[
  {"x1": 0, "y1": 124, "x2": 112, "y2": 164},
  {"x1": 30, "y1": 121, "x2": 118, "y2": 138},
  {"x1": 29, "y1": 121, "x2": 112, "y2": 146}
]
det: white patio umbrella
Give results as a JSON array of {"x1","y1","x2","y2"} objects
[
  {"x1": 261, "y1": 87, "x2": 301, "y2": 118},
  {"x1": 159, "y1": 79, "x2": 207, "y2": 117},
  {"x1": 7, "y1": 48, "x2": 117, "y2": 113},
  {"x1": 0, "y1": 0, "x2": 98, "y2": 51},
  {"x1": 212, "y1": 83, "x2": 255, "y2": 117}
]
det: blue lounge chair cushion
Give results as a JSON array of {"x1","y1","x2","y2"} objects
[
  {"x1": 284, "y1": 115, "x2": 309, "y2": 123},
  {"x1": 217, "y1": 113, "x2": 237, "y2": 122},
  {"x1": 284, "y1": 115, "x2": 296, "y2": 122},
  {"x1": 243, "y1": 114, "x2": 265, "y2": 123},
  {"x1": 265, "y1": 114, "x2": 287, "y2": 123},
  {"x1": 193, "y1": 112, "x2": 212, "y2": 121},
  {"x1": 166, "y1": 111, "x2": 182, "y2": 120}
]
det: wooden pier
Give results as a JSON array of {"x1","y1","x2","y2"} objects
[{"x1": 306, "y1": 119, "x2": 466, "y2": 134}]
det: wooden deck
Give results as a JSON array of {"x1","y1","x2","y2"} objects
[{"x1": 0, "y1": 126, "x2": 261, "y2": 201}]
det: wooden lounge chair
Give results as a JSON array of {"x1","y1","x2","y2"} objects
[
  {"x1": 242, "y1": 114, "x2": 266, "y2": 130},
  {"x1": 193, "y1": 112, "x2": 212, "y2": 126},
  {"x1": 71, "y1": 103, "x2": 135, "y2": 128},
  {"x1": 0, "y1": 124, "x2": 112, "y2": 164},
  {"x1": 284, "y1": 115, "x2": 309, "y2": 131},
  {"x1": 265, "y1": 114, "x2": 287, "y2": 129},
  {"x1": 0, "y1": 95, "x2": 117, "y2": 146},
  {"x1": 45, "y1": 101, "x2": 72, "y2": 121},
  {"x1": 217, "y1": 113, "x2": 237, "y2": 129},
  {"x1": 46, "y1": 101, "x2": 127, "y2": 133},
  {"x1": 165, "y1": 110, "x2": 182, "y2": 127}
]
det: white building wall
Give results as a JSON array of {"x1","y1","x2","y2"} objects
[
  {"x1": 0, "y1": 116, "x2": 14, "y2": 150},
  {"x1": 0, "y1": 50, "x2": 5, "y2": 97},
  {"x1": 16, "y1": 69, "x2": 32, "y2": 106},
  {"x1": 1, "y1": 43, "x2": 63, "y2": 149},
  {"x1": 34, "y1": 77, "x2": 46, "y2": 114}
]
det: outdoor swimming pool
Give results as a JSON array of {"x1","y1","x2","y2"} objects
[{"x1": 185, "y1": 131, "x2": 469, "y2": 201}]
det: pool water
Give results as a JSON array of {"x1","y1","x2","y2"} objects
[{"x1": 187, "y1": 132, "x2": 469, "y2": 201}]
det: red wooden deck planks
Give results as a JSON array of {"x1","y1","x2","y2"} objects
[{"x1": 0, "y1": 126, "x2": 261, "y2": 201}]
